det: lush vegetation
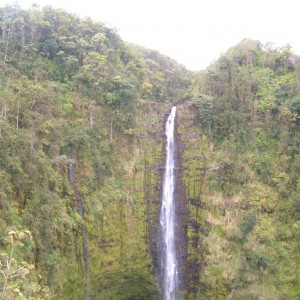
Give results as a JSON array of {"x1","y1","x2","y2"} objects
[
  {"x1": 188, "y1": 39, "x2": 300, "y2": 299},
  {"x1": 0, "y1": 4, "x2": 191, "y2": 299},
  {"x1": 0, "y1": 3, "x2": 299, "y2": 300}
]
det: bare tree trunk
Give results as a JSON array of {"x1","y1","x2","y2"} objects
[
  {"x1": 3, "y1": 27, "x2": 11, "y2": 67},
  {"x1": 4, "y1": 105, "x2": 7, "y2": 120},
  {"x1": 0, "y1": 106, "x2": 6, "y2": 135},
  {"x1": 16, "y1": 99, "x2": 19, "y2": 130},
  {"x1": 89, "y1": 115, "x2": 93, "y2": 128},
  {"x1": 110, "y1": 120, "x2": 113, "y2": 141},
  {"x1": 30, "y1": 126, "x2": 35, "y2": 157},
  {"x1": 21, "y1": 24, "x2": 25, "y2": 51}
]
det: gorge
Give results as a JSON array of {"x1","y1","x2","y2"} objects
[
  {"x1": 0, "y1": 4, "x2": 300, "y2": 300},
  {"x1": 159, "y1": 106, "x2": 178, "y2": 300}
]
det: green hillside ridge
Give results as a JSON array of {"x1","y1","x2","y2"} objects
[
  {"x1": 188, "y1": 39, "x2": 300, "y2": 299},
  {"x1": 0, "y1": 4, "x2": 299, "y2": 299},
  {"x1": 0, "y1": 4, "x2": 191, "y2": 299}
]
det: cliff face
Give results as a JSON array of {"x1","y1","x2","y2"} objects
[
  {"x1": 1, "y1": 5, "x2": 300, "y2": 300},
  {"x1": 186, "y1": 41, "x2": 300, "y2": 299},
  {"x1": 143, "y1": 102, "x2": 211, "y2": 299},
  {"x1": 0, "y1": 5, "x2": 192, "y2": 299}
]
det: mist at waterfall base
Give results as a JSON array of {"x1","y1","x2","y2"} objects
[{"x1": 159, "y1": 106, "x2": 178, "y2": 300}]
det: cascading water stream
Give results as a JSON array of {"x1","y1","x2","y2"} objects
[{"x1": 160, "y1": 106, "x2": 178, "y2": 300}]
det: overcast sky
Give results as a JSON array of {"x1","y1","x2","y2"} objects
[{"x1": 1, "y1": 0, "x2": 300, "y2": 70}]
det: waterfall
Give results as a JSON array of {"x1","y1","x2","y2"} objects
[{"x1": 160, "y1": 106, "x2": 178, "y2": 300}]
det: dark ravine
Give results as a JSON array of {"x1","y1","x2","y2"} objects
[
  {"x1": 67, "y1": 145, "x2": 90, "y2": 274},
  {"x1": 146, "y1": 104, "x2": 205, "y2": 299},
  {"x1": 179, "y1": 104, "x2": 206, "y2": 293},
  {"x1": 1, "y1": 4, "x2": 299, "y2": 298},
  {"x1": 169, "y1": 103, "x2": 208, "y2": 298},
  {"x1": 173, "y1": 106, "x2": 189, "y2": 296},
  {"x1": 144, "y1": 107, "x2": 169, "y2": 293}
]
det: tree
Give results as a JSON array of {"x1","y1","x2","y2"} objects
[{"x1": 194, "y1": 94, "x2": 213, "y2": 132}]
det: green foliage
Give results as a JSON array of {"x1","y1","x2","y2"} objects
[
  {"x1": 0, "y1": 4, "x2": 191, "y2": 298},
  {"x1": 193, "y1": 94, "x2": 213, "y2": 131},
  {"x1": 105, "y1": 76, "x2": 136, "y2": 108},
  {"x1": 2, "y1": 4, "x2": 300, "y2": 299},
  {"x1": 0, "y1": 229, "x2": 51, "y2": 299},
  {"x1": 290, "y1": 95, "x2": 300, "y2": 114},
  {"x1": 240, "y1": 212, "x2": 257, "y2": 241},
  {"x1": 190, "y1": 39, "x2": 300, "y2": 299},
  {"x1": 253, "y1": 153, "x2": 273, "y2": 179}
]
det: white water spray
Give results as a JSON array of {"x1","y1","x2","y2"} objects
[{"x1": 160, "y1": 106, "x2": 177, "y2": 300}]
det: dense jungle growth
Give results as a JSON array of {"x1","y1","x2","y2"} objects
[
  {"x1": 0, "y1": 4, "x2": 299, "y2": 300},
  {"x1": 188, "y1": 39, "x2": 300, "y2": 299}
]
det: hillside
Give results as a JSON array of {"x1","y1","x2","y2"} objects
[
  {"x1": 188, "y1": 39, "x2": 300, "y2": 299},
  {"x1": 0, "y1": 4, "x2": 191, "y2": 299},
  {"x1": 0, "y1": 4, "x2": 300, "y2": 300}
]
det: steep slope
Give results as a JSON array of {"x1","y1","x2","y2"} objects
[
  {"x1": 0, "y1": 4, "x2": 192, "y2": 299},
  {"x1": 188, "y1": 39, "x2": 300, "y2": 299},
  {"x1": 1, "y1": 4, "x2": 300, "y2": 299}
]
